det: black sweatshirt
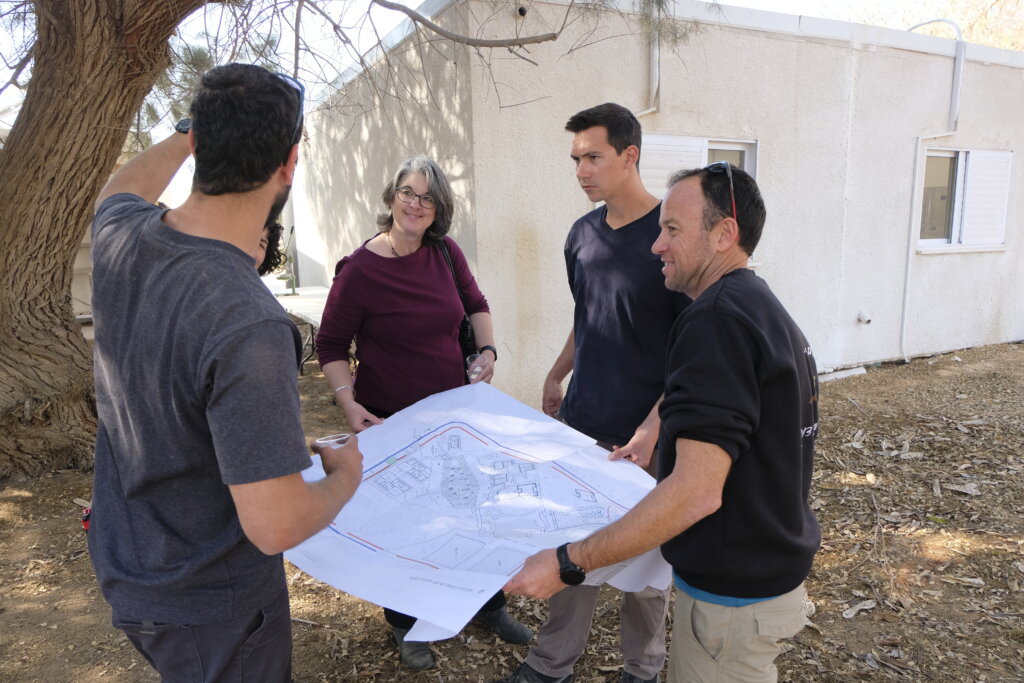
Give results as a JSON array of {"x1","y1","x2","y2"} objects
[{"x1": 657, "y1": 268, "x2": 820, "y2": 598}]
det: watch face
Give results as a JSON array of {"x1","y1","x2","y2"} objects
[
  {"x1": 174, "y1": 118, "x2": 192, "y2": 134},
  {"x1": 560, "y1": 567, "x2": 586, "y2": 586},
  {"x1": 556, "y1": 543, "x2": 586, "y2": 585}
]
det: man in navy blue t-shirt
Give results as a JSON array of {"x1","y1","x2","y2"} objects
[{"x1": 496, "y1": 104, "x2": 687, "y2": 683}]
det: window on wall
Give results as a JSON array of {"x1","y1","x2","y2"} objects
[
  {"x1": 919, "y1": 149, "x2": 1012, "y2": 248},
  {"x1": 707, "y1": 141, "x2": 753, "y2": 171},
  {"x1": 920, "y1": 152, "x2": 958, "y2": 242},
  {"x1": 639, "y1": 135, "x2": 757, "y2": 197}
]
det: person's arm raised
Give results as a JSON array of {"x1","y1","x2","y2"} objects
[
  {"x1": 94, "y1": 130, "x2": 192, "y2": 212},
  {"x1": 229, "y1": 436, "x2": 364, "y2": 555}
]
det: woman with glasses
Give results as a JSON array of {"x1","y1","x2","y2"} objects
[{"x1": 315, "y1": 154, "x2": 531, "y2": 670}]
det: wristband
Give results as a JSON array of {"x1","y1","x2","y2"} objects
[
  {"x1": 479, "y1": 345, "x2": 498, "y2": 361},
  {"x1": 333, "y1": 385, "x2": 352, "y2": 395}
]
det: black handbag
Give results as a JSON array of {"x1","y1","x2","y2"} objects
[{"x1": 440, "y1": 242, "x2": 477, "y2": 359}]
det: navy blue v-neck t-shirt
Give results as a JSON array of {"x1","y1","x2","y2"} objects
[{"x1": 559, "y1": 204, "x2": 690, "y2": 445}]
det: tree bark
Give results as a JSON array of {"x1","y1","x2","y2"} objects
[{"x1": 0, "y1": 0, "x2": 205, "y2": 477}]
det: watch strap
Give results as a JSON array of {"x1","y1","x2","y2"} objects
[{"x1": 556, "y1": 542, "x2": 585, "y2": 585}]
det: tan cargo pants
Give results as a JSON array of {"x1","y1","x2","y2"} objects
[{"x1": 667, "y1": 582, "x2": 810, "y2": 682}]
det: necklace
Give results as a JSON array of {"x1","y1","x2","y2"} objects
[
  {"x1": 385, "y1": 232, "x2": 401, "y2": 257},
  {"x1": 386, "y1": 231, "x2": 421, "y2": 258}
]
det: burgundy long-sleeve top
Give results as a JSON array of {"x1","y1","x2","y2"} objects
[{"x1": 315, "y1": 235, "x2": 490, "y2": 414}]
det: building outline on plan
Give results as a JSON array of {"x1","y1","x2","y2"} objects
[{"x1": 327, "y1": 421, "x2": 632, "y2": 577}]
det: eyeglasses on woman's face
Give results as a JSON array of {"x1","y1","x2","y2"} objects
[{"x1": 395, "y1": 186, "x2": 436, "y2": 210}]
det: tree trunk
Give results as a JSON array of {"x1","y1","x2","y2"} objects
[{"x1": 0, "y1": 0, "x2": 205, "y2": 477}]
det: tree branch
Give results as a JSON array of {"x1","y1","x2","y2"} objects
[
  {"x1": 303, "y1": 0, "x2": 379, "y2": 90},
  {"x1": 0, "y1": 41, "x2": 32, "y2": 98},
  {"x1": 370, "y1": 0, "x2": 564, "y2": 48},
  {"x1": 0, "y1": 1, "x2": 32, "y2": 22},
  {"x1": 293, "y1": 0, "x2": 304, "y2": 78}
]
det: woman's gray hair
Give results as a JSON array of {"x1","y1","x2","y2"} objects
[{"x1": 376, "y1": 155, "x2": 455, "y2": 245}]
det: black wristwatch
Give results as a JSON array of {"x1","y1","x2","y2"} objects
[
  {"x1": 174, "y1": 118, "x2": 192, "y2": 134},
  {"x1": 556, "y1": 543, "x2": 585, "y2": 586},
  {"x1": 479, "y1": 344, "x2": 498, "y2": 361}
]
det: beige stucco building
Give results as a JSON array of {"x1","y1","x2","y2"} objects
[{"x1": 291, "y1": 0, "x2": 1024, "y2": 408}]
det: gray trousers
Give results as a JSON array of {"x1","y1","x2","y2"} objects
[
  {"x1": 114, "y1": 587, "x2": 292, "y2": 682},
  {"x1": 525, "y1": 583, "x2": 670, "y2": 680}
]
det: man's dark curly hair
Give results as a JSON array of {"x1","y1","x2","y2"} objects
[
  {"x1": 257, "y1": 221, "x2": 288, "y2": 276},
  {"x1": 190, "y1": 63, "x2": 303, "y2": 196}
]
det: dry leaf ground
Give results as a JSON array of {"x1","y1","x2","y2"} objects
[{"x1": 1, "y1": 343, "x2": 1022, "y2": 681}]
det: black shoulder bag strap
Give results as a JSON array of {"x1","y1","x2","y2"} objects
[
  {"x1": 439, "y1": 241, "x2": 468, "y2": 311},
  {"x1": 440, "y1": 241, "x2": 478, "y2": 362}
]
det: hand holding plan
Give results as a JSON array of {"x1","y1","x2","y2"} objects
[
  {"x1": 503, "y1": 547, "x2": 565, "y2": 599},
  {"x1": 312, "y1": 434, "x2": 363, "y2": 479}
]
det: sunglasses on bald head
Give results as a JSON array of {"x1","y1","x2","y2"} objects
[{"x1": 704, "y1": 161, "x2": 738, "y2": 226}]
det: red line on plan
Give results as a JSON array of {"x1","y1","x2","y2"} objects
[
  {"x1": 396, "y1": 554, "x2": 440, "y2": 569},
  {"x1": 553, "y1": 466, "x2": 596, "y2": 493},
  {"x1": 499, "y1": 450, "x2": 537, "y2": 462},
  {"x1": 420, "y1": 425, "x2": 490, "y2": 447},
  {"x1": 555, "y1": 466, "x2": 628, "y2": 512},
  {"x1": 346, "y1": 532, "x2": 385, "y2": 550},
  {"x1": 366, "y1": 425, "x2": 492, "y2": 482}
]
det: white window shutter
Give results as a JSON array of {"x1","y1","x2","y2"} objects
[
  {"x1": 640, "y1": 134, "x2": 706, "y2": 197},
  {"x1": 960, "y1": 150, "x2": 1013, "y2": 246}
]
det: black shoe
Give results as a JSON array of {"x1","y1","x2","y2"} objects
[
  {"x1": 620, "y1": 672, "x2": 659, "y2": 683},
  {"x1": 392, "y1": 627, "x2": 434, "y2": 670},
  {"x1": 473, "y1": 605, "x2": 534, "y2": 644},
  {"x1": 491, "y1": 662, "x2": 573, "y2": 683}
]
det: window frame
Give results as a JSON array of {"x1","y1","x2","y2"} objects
[
  {"x1": 707, "y1": 140, "x2": 758, "y2": 178},
  {"x1": 638, "y1": 134, "x2": 758, "y2": 198},
  {"x1": 917, "y1": 147, "x2": 1012, "y2": 253},
  {"x1": 919, "y1": 149, "x2": 964, "y2": 248}
]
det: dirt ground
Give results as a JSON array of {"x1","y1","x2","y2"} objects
[{"x1": 1, "y1": 343, "x2": 1022, "y2": 682}]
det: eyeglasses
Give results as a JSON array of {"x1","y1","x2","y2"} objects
[
  {"x1": 396, "y1": 186, "x2": 436, "y2": 209},
  {"x1": 704, "y1": 161, "x2": 737, "y2": 225},
  {"x1": 274, "y1": 72, "x2": 305, "y2": 145}
]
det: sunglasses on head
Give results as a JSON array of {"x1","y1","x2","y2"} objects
[
  {"x1": 704, "y1": 161, "x2": 738, "y2": 226},
  {"x1": 273, "y1": 72, "x2": 305, "y2": 145}
]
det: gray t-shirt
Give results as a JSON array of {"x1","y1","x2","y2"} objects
[{"x1": 87, "y1": 193, "x2": 312, "y2": 624}]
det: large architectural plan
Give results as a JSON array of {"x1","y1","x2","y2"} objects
[{"x1": 285, "y1": 383, "x2": 671, "y2": 641}]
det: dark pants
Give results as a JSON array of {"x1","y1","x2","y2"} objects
[
  {"x1": 362, "y1": 404, "x2": 509, "y2": 632},
  {"x1": 385, "y1": 591, "x2": 506, "y2": 630},
  {"x1": 113, "y1": 587, "x2": 292, "y2": 682}
]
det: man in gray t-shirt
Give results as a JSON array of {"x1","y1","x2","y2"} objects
[{"x1": 88, "y1": 64, "x2": 363, "y2": 682}]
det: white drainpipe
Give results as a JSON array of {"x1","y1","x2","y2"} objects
[
  {"x1": 636, "y1": 33, "x2": 661, "y2": 117},
  {"x1": 899, "y1": 20, "x2": 964, "y2": 362}
]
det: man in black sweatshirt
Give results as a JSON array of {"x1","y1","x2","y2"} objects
[{"x1": 507, "y1": 163, "x2": 820, "y2": 682}]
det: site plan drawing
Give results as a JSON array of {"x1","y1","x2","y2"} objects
[{"x1": 286, "y1": 382, "x2": 671, "y2": 641}]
